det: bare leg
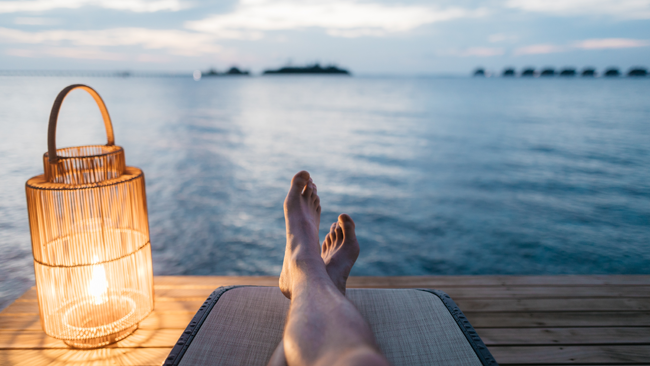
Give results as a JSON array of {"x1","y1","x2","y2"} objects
[
  {"x1": 269, "y1": 214, "x2": 361, "y2": 366},
  {"x1": 271, "y1": 171, "x2": 389, "y2": 366}
]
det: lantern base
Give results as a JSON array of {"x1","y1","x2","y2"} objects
[{"x1": 63, "y1": 324, "x2": 138, "y2": 349}]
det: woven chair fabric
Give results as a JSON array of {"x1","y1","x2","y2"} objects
[{"x1": 173, "y1": 287, "x2": 492, "y2": 366}]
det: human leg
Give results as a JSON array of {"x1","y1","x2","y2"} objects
[
  {"x1": 272, "y1": 171, "x2": 389, "y2": 366},
  {"x1": 268, "y1": 214, "x2": 361, "y2": 366}
]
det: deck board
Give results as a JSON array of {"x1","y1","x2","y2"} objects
[
  {"x1": 477, "y1": 327, "x2": 650, "y2": 345},
  {"x1": 1, "y1": 275, "x2": 649, "y2": 365}
]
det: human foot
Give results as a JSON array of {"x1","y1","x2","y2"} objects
[
  {"x1": 322, "y1": 214, "x2": 360, "y2": 296},
  {"x1": 279, "y1": 171, "x2": 324, "y2": 299}
]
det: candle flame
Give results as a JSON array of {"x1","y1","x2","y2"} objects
[{"x1": 88, "y1": 256, "x2": 108, "y2": 305}]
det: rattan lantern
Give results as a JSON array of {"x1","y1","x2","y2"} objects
[{"x1": 25, "y1": 84, "x2": 154, "y2": 348}]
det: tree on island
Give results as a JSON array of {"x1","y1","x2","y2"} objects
[
  {"x1": 263, "y1": 63, "x2": 350, "y2": 75},
  {"x1": 202, "y1": 66, "x2": 250, "y2": 76}
]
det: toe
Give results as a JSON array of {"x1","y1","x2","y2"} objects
[
  {"x1": 325, "y1": 234, "x2": 332, "y2": 248},
  {"x1": 289, "y1": 171, "x2": 310, "y2": 196},
  {"x1": 339, "y1": 214, "x2": 357, "y2": 240},
  {"x1": 303, "y1": 181, "x2": 315, "y2": 197},
  {"x1": 335, "y1": 222, "x2": 343, "y2": 243}
]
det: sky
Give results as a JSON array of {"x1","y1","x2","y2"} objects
[{"x1": 0, "y1": 0, "x2": 649, "y2": 74}]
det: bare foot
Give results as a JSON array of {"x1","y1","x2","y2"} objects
[
  {"x1": 279, "y1": 171, "x2": 324, "y2": 299},
  {"x1": 322, "y1": 214, "x2": 360, "y2": 296}
]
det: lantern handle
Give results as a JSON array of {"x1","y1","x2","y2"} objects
[{"x1": 48, "y1": 84, "x2": 115, "y2": 164}]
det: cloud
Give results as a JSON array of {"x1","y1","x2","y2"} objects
[
  {"x1": 0, "y1": 27, "x2": 221, "y2": 56},
  {"x1": 488, "y1": 33, "x2": 518, "y2": 43},
  {"x1": 574, "y1": 38, "x2": 650, "y2": 49},
  {"x1": 14, "y1": 17, "x2": 60, "y2": 25},
  {"x1": 186, "y1": 0, "x2": 485, "y2": 39},
  {"x1": 506, "y1": 0, "x2": 650, "y2": 19},
  {"x1": 6, "y1": 47, "x2": 126, "y2": 60},
  {"x1": 448, "y1": 47, "x2": 505, "y2": 57},
  {"x1": 0, "y1": 0, "x2": 184, "y2": 13},
  {"x1": 514, "y1": 38, "x2": 650, "y2": 55},
  {"x1": 514, "y1": 44, "x2": 566, "y2": 55}
]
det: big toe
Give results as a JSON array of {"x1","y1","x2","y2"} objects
[
  {"x1": 288, "y1": 171, "x2": 310, "y2": 196},
  {"x1": 338, "y1": 214, "x2": 356, "y2": 240}
]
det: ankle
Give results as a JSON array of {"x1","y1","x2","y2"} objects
[
  {"x1": 289, "y1": 259, "x2": 335, "y2": 294},
  {"x1": 290, "y1": 255, "x2": 327, "y2": 279}
]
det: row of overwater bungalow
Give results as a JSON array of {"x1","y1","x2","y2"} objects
[{"x1": 473, "y1": 66, "x2": 648, "y2": 77}]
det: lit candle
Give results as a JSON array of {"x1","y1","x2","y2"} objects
[{"x1": 88, "y1": 256, "x2": 109, "y2": 305}]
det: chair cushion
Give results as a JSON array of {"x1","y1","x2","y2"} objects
[{"x1": 164, "y1": 286, "x2": 497, "y2": 366}]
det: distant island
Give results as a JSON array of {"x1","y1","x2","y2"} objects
[
  {"x1": 263, "y1": 64, "x2": 350, "y2": 75},
  {"x1": 202, "y1": 67, "x2": 250, "y2": 76}
]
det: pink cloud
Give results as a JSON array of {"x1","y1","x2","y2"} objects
[
  {"x1": 574, "y1": 38, "x2": 650, "y2": 49},
  {"x1": 514, "y1": 38, "x2": 650, "y2": 56},
  {"x1": 513, "y1": 44, "x2": 566, "y2": 55}
]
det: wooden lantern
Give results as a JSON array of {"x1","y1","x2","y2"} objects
[{"x1": 25, "y1": 84, "x2": 154, "y2": 348}]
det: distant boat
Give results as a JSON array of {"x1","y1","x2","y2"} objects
[
  {"x1": 604, "y1": 68, "x2": 620, "y2": 77},
  {"x1": 581, "y1": 68, "x2": 597, "y2": 77},
  {"x1": 263, "y1": 63, "x2": 350, "y2": 75},
  {"x1": 473, "y1": 68, "x2": 486, "y2": 77},
  {"x1": 521, "y1": 68, "x2": 535, "y2": 77},
  {"x1": 502, "y1": 68, "x2": 515, "y2": 77},
  {"x1": 628, "y1": 67, "x2": 648, "y2": 77},
  {"x1": 540, "y1": 68, "x2": 555, "y2": 77},
  {"x1": 559, "y1": 68, "x2": 576, "y2": 77}
]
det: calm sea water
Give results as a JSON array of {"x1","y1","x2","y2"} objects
[{"x1": 1, "y1": 76, "x2": 649, "y2": 309}]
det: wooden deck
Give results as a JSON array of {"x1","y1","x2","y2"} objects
[{"x1": 1, "y1": 275, "x2": 649, "y2": 365}]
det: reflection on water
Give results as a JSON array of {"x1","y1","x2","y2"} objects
[{"x1": 1, "y1": 76, "x2": 649, "y2": 309}]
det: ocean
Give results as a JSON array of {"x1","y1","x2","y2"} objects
[{"x1": 1, "y1": 75, "x2": 649, "y2": 309}]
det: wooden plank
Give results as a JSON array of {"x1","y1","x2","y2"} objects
[
  {"x1": 490, "y1": 345, "x2": 650, "y2": 364},
  {"x1": 467, "y1": 311, "x2": 650, "y2": 328},
  {"x1": 154, "y1": 288, "x2": 217, "y2": 299},
  {"x1": 154, "y1": 275, "x2": 650, "y2": 288},
  {"x1": 0, "y1": 300, "x2": 204, "y2": 316},
  {"x1": 0, "y1": 315, "x2": 41, "y2": 332},
  {"x1": 153, "y1": 276, "x2": 278, "y2": 288},
  {"x1": 0, "y1": 349, "x2": 67, "y2": 366},
  {"x1": 0, "y1": 308, "x2": 196, "y2": 332},
  {"x1": 5, "y1": 347, "x2": 172, "y2": 366},
  {"x1": 477, "y1": 327, "x2": 650, "y2": 346},
  {"x1": 14, "y1": 285, "x2": 650, "y2": 305},
  {"x1": 138, "y1": 311, "x2": 195, "y2": 330},
  {"x1": 346, "y1": 275, "x2": 650, "y2": 287},
  {"x1": 455, "y1": 298, "x2": 650, "y2": 312},
  {"x1": 10, "y1": 278, "x2": 650, "y2": 306},
  {"x1": 11, "y1": 276, "x2": 650, "y2": 300},
  {"x1": 441, "y1": 286, "x2": 650, "y2": 299},
  {"x1": 0, "y1": 329, "x2": 183, "y2": 349},
  {"x1": 0, "y1": 302, "x2": 37, "y2": 316}
]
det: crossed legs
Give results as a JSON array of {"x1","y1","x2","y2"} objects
[{"x1": 268, "y1": 171, "x2": 390, "y2": 366}]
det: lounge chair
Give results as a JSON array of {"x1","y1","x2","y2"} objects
[{"x1": 163, "y1": 286, "x2": 497, "y2": 365}]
